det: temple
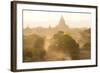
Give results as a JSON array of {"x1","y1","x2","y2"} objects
[
  {"x1": 24, "y1": 16, "x2": 69, "y2": 37},
  {"x1": 56, "y1": 16, "x2": 69, "y2": 31}
]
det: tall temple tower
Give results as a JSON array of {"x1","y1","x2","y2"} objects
[{"x1": 56, "y1": 16, "x2": 69, "y2": 31}]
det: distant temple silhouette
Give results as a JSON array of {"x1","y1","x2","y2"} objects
[
  {"x1": 56, "y1": 16, "x2": 69, "y2": 30},
  {"x1": 24, "y1": 16, "x2": 69, "y2": 37}
]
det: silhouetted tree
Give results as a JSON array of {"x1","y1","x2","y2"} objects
[
  {"x1": 79, "y1": 29, "x2": 91, "y2": 59},
  {"x1": 23, "y1": 34, "x2": 46, "y2": 62},
  {"x1": 48, "y1": 31, "x2": 80, "y2": 60}
]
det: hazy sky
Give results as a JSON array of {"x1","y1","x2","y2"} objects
[{"x1": 23, "y1": 10, "x2": 91, "y2": 28}]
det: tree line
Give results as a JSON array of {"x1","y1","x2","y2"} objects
[{"x1": 23, "y1": 29, "x2": 90, "y2": 62}]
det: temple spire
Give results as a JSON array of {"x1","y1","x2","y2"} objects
[
  {"x1": 59, "y1": 16, "x2": 66, "y2": 25},
  {"x1": 56, "y1": 16, "x2": 69, "y2": 29}
]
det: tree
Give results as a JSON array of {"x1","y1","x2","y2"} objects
[
  {"x1": 79, "y1": 28, "x2": 91, "y2": 48},
  {"x1": 23, "y1": 34, "x2": 46, "y2": 62},
  {"x1": 47, "y1": 31, "x2": 80, "y2": 60},
  {"x1": 79, "y1": 29, "x2": 91, "y2": 59}
]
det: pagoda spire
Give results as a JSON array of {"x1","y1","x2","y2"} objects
[
  {"x1": 56, "y1": 15, "x2": 69, "y2": 29},
  {"x1": 59, "y1": 16, "x2": 66, "y2": 25}
]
